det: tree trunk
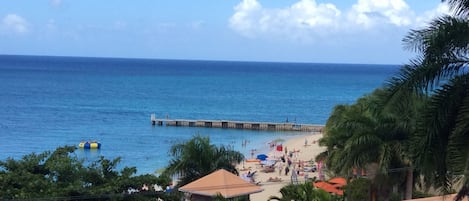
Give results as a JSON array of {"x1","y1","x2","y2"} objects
[{"x1": 404, "y1": 169, "x2": 413, "y2": 200}]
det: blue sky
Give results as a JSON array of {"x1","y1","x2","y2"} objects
[{"x1": 0, "y1": 0, "x2": 450, "y2": 64}]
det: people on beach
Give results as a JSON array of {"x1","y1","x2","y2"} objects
[
  {"x1": 278, "y1": 162, "x2": 284, "y2": 176},
  {"x1": 250, "y1": 149, "x2": 256, "y2": 159}
]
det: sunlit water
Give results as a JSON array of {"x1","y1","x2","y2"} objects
[{"x1": 0, "y1": 55, "x2": 398, "y2": 174}]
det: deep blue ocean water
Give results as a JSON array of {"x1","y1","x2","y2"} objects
[{"x1": 0, "y1": 55, "x2": 399, "y2": 174}]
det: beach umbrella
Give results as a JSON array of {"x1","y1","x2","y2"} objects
[{"x1": 256, "y1": 154, "x2": 268, "y2": 161}]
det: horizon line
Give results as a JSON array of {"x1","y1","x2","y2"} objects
[{"x1": 0, "y1": 53, "x2": 403, "y2": 66}]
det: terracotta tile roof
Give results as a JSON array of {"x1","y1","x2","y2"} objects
[
  {"x1": 179, "y1": 169, "x2": 263, "y2": 198},
  {"x1": 328, "y1": 177, "x2": 347, "y2": 187},
  {"x1": 313, "y1": 181, "x2": 344, "y2": 196}
]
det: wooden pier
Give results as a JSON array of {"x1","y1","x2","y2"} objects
[{"x1": 150, "y1": 114, "x2": 324, "y2": 132}]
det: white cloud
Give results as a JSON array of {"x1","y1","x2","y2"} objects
[
  {"x1": 415, "y1": 3, "x2": 451, "y2": 27},
  {"x1": 348, "y1": 0, "x2": 413, "y2": 28},
  {"x1": 229, "y1": 0, "x2": 447, "y2": 41},
  {"x1": 229, "y1": 0, "x2": 262, "y2": 37},
  {"x1": 229, "y1": 0, "x2": 340, "y2": 41},
  {"x1": 2, "y1": 14, "x2": 29, "y2": 34}
]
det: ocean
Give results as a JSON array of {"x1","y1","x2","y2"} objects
[{"x1": 0, "y1": 55, "x2": 399, "y2": 174}]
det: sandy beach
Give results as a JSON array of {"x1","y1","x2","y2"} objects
[{"x1": 237, "y1": 132, "x2": 325, "y2": 201}]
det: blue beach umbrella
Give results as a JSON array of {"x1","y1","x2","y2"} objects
[{"x1": 256, "y1": 154, "x2": 268, "y2": 161}]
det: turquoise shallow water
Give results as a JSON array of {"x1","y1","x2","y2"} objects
[{"x1": 0, "y1": 55, "x2": 399, "y2": 174}]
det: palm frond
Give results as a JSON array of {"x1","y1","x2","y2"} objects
[
  {"x1": 411, "y1": 75, "x2": 469, "y2": 193},
  {"x1": 454, "y1": 184, "x2": 469, "y2": 201},
  {"x1": 446, "y1": 75, "x2": 469, "y2": 178},
  {"x1": 403, "y1": 15, "x2": 469, "y2": 56},
  {"x1": 445, "y1": 0, "x2": 469, "y2": 17}
]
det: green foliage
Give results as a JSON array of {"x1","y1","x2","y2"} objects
[
  {"x1": 213, "y1": 193, "x2": 249, "y2": 201},
  {"x1": 387, "y1": 0, "x2": 469, "y2": 200},
  {"x1": 346, "y1": 178, "x2": 371, "y2": 201},
  {"x1": 411, "y1": 190, "x2": 434, "y2": 199},
  {"x1": 163, "y1": 135, "x2": 244, "y2": 187},
  {"x1": 389, "y1": 193, "x2": 401, "y2": 201},
  {"x1": 319, "y1": 89, "x2": 414, "y2": 177},
  {"x1": 0, "y1": 146, "x2": 167, "y2": 200},
  {"x1": 318, "y1": 89, "x2": 419, "y2": 200},
  {"x1": 268, "y1": 182, "x2": 341, "y2": 201}
]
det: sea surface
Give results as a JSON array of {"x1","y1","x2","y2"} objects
[{"x1": 0, "y1": 55, "x2": 399, "y2": 174}]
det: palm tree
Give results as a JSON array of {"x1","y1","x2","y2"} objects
[
  {"x1": 318, "y1": 89, "x2": 418, "y2": 200},
  {"x1": 386, "y1": 0, "x2": 469, "y2": 199},
  {"x1": 268, "y1": 183, "x2": 339, "y2": 201},
  {"x1": 163, "y1": 135, "x2": 244, "y2": 187}
]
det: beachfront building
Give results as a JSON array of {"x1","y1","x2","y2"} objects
[{"x1": 179, "y1": 169, "x2": 263, "y2": 201}]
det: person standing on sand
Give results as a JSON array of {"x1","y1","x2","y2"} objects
[
  {"x1": 285, "y1": 166, "x2": 290, "y2": 176},
  {"x1": 278, "y1": 163, "x2": 284, "y2": 176}
]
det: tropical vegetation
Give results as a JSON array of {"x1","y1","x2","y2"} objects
[
  {"x1": 318, "y1": 0, "x2": 469, "y2": 200},
  {"x1": 0, "y1": 135, "x2": 244, "y2": 200},
  {"x1": 213, "y1": 193, "x2": 249, "y2": 201},
  {"x1": 162, "y1": 135, "x2": 244, "y2": 187},
  {"x1": 317, "y1": 89, "x2": 419, "y2": 200},
  {"x1": 268, "y1": 182, "x2": 342, "y2": 201},
  {"x1": 0, "y1": 146, "x2": 174, "y2": 200},
  {"x1": 388, "y1": 0, "x2": 469, "y2": 200}
]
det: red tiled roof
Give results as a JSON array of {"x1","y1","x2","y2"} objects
[
  {"x1": 313, "y1": 181, "x2": 344, "y2": 196},
  {"x1": 328, "y1": 177, "x2": 347, "y2": 187}
]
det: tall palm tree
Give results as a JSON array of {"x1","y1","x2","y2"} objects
[
  {"x1": 163, "y1": 135, "x2": 244, "y2": 187},
  {"x1": 386, "y1": 1, "x2": 469, "y2": 200},
  {"x1": 318, "y1": 89, "x2": 418, "y2": 200}
]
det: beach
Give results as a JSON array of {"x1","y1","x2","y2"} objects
[{"x1": 238, "y1": 132, "x2": 325, "y2": 200}]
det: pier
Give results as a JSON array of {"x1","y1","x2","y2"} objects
[{"x1": 150, "y1": 114, "x2": 324, "y2": 132}]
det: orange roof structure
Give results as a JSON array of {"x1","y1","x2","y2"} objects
[
  {"x1": 313, "y1": 181, "x2": 344, "y2": 196},
  {"x1": 179, "y1": 169, "x2": 263, "y2": 198},
  {"x1": 328, "y1": 177, "x2": 347, "y2": 187},
  {"x1": 404, "y1": 194, "x2": 457, "y2": 201}
]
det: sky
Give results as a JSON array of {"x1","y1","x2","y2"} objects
[{"x1": 0, "y1": 0, "x2": 452, "y2": 64}]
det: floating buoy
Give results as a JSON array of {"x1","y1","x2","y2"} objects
[{"x1": 79, "y1": 141, "x2": 101, "y2": 149}]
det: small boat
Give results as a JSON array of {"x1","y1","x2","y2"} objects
[{"x1": 79, "y1": 141, "x2": 101, "y2": 149}]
